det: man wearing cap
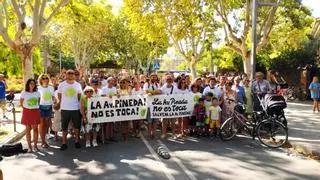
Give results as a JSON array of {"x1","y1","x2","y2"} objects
[
  {"x1": 90, "y1": 79, "x2": 102, "y2": 97},
  {"x1": 57, "y1": 69, "x2": 83, "y2": 150},
  {"x1": 143, "y1": 73, "x2": 162, "y2": 139}
]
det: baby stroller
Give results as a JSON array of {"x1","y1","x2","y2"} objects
[{"x1": 260, "y1": 94, "x2": 287, "y2": 127}]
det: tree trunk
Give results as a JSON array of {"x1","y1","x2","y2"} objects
[
  {"x1": 189, "y1": 61, "x2": 197, "y2": 81},
  {"x1": 243, "y1": 54, "x2": 252, "y2": 78},
  {"x1": 15, "y1": 44, "x2": 34, "y2": 84}
]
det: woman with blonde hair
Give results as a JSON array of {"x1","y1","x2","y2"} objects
[
  {"x1": 38, "y1": 74, "x2": 55, "y2": 148},
  {"x1": 309, "y1": 76, "x2": 320, "y2": 112}
]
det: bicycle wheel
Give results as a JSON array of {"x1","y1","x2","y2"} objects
[
  {"x1": 256, "y1": 120, "x2": 288, "y2": 148},
  {"x1": 220, "y1": 117, "x2": 238, "y2": 141},
  {"x1": 5, "y1": 102, "x2": 14, "y2": 112}
]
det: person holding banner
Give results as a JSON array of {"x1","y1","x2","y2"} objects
[
  {"x1": 202, "y1": 77, "x2": 222, "y2": 103},
  {"x1": 117, "y1": 77, "x2": 132, "y2": 141},
  {"x1": 81, "y1": 86, "x2": 100, "y2": 148},
  {"x1": 177, "y1": 78, "x2": 190, "y2": 138},
  {"x1": 131, "y1": 77, "x2": 144, "y2": 138},
  {"x1": 144, "y1": 73, "x2": 162, "y2": 139},
  {"x1": 101, "y1": 77, "x2": 117, "y2": 141},
  {"x1": 160, "y1": 75, "x2": 178, "y2": 139},
  {"x1": 190, "y1": 84, "x2": 202, "y2": 134},
  {"x1": 57, "y1": 69, "x2": 83, "y2": 151}
]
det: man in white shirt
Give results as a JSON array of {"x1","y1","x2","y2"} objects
[
  {"x1": 160, "y1": 75, "x2": 178, "y2": 139},
  {"x1": 202, "y1": 77, "x2": 222, "y2": 100},
  {"x1": 57, "y1": 69, "x2": 83, "y2": 151}
]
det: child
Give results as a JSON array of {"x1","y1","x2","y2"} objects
[
  {"x1": 309, "y1": 76, "x2": 320, "y2": 112},
  {"x1": 208, "y1": 97, "x2": 222, "y2": 137},
  {"x1": 194, "y1": 98, "x2": 206, "y2": 135},
  {"x1": 204, "y1": 92, "x2": 214, "y2": 134}
]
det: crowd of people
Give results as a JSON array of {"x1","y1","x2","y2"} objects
[{"x1": 14, "y1": 69, "x2": 320, "y2": 153}]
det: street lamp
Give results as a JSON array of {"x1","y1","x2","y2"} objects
[{"x1": 250, "y1": 0, "x2": 280, "y2": 80}]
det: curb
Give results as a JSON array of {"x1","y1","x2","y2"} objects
[
  {"x1": 1, "y1": 130, "x2": 26, "y2": 145},
  {"x1": 288, "y1": 141, "x2": 320, "y2": 160}
]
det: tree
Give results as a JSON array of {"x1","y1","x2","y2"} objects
[
  {"x1": 0, "y1": 0, "x2": 69, "y2": 82},
  {"x1": 124, "y1": 0, "x2": 218, "y2": 79}
]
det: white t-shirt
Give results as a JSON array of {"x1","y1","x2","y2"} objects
[
  {"x1": 58, "y1": 81, "x2": 82, "y2": 110},
  {"x1": 208, "y1": 106, "x2": 222, "y2": 120},
  {"x1": 38, "y1": 85, "x2": 55, "y2": 106},
  {"x1": 161, "y1": 85, "x2": 177, "y2": 95},
  {"x1": 176, "y1": 89, "x2": 189, "y2": 94},
  {"x1": 132, "y1": 88, "x2": 144, "y2": 96},
  {"x1": 192, "y1": 92, "x2": 202, "y2": 103},
  {"x1": 203, "y1": 86, "x2": 222, "y2": 99},
  {"x1": 101, "y1": 86, "x2": 117, "y2": 97},
  {"x1": 101, "y1": 79, "x2": 108, "y2": 87},
  {"x1": 143, "y1": 82, "x2": 160, "y2": 94},
  {"x1": 21, "y1": 91, "x2": 40, "y2": 109}
]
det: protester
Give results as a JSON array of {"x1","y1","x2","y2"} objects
[
  {"x1": 208, "y1": 97, "x2": 222, "y2": 137},
  {"x1": 0, "y1": 74, "x2": 7, "y2": 120},
  {"x1": 251, "y1": 72, "x2": 272, "y2": 111},
  {"x1": 217, "y1": 76, "x2": 227, "y2": 92},
  {"x1": 177, "y1": 78, "x2": 190, "y2": 138},
  {"x1": 202, "y1": 77, "x2": 222, "y2": 104},
  {"x1": 243, "y1": 78, "x2": 253, "y2": 115},
  {"x1": 309, "y1": 76, "x2": 320, "y2": 112},
  {"x1": 222, "y1": 82, "x2": 237, "y2": 121},
  {"x1": 57, "y1": 69, "x2": 83, "y2": 151},
  {"x1": 131, "y1": 77, "x2": 144, "y2": 138},
  {"x1": 20, "y1": 78, "x2": 41, "y2": 152},
  {"x1": 52, "y1": 79, "x2": 63, "y2": 141},
  {"x1": 81, "y1": 86, "x2": 99, "y2": 147},
  {"x1": 117, "y1": 77, "x2": 132, "y2": 141},
  {"x1": 38, "y1": 74, "x2": 55, "y2": 148},
  {"x1": 144, "y1": 73, "x2": 162, "y2": 139},
  {"x1": 194, "y1": 98, "x2": 206, "y2": 135},
  {"x1": 232, "y1": 76, "x2": 246, "y2": 104},
  {"x1": 160, "y1": 74, "x2": 177, "y2": 139},
  {"x1": 101, "y1": 77, "x2": 117, "y2": 141}
]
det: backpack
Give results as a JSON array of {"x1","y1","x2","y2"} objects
[{"x1": 0, "y1": 143, "x2": 27, "y2": 157}]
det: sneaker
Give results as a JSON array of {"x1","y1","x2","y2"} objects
[
  {"x1": 85, "y1": 140, "x2": 91, "y2": 148},
  {"x1": 92, "y1": 139, "x2": 98, "y2": 147},
  {"x1": 60, "y1": 144, "x2": 67, "y2": 151},
  {"x1": 75, "y1": 142, "x2": 81, "y2": 149}
]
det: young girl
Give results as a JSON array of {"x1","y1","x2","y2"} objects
[
  {"x1": 208, "y1": 97, "x2": 222, "y2": 137},
  {"x1": 20, "y1": 79, "x2": 41, "y2": 152},
  {"x1": 309, "y1": 76, "x2": 320, "y2": 112},
  {"x1": 177, "y1": 78, "x2": 190, "y2": 138},
  {"x1": 38, "y1": 74, "x2": 55, "y2": 148},
  {"x1": 81, "y1": 86, "x2": 99, "y2": 148},
  {"x1": 190, "y1": 84, "x2": 202, "y2": 135},
  {"x1": 117, "y1": 77, "x2": 132, "y2": 141},
  {"x1": 194, "y1": 98, "x2": 206, "y2": 135}
]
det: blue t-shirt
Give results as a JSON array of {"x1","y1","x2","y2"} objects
[
  {"x1": 309, "y1": 82, "x2": 320, "y2": 99},
  {"x1": 0, "y1": 82, "x2": 6, "y2": 99}
]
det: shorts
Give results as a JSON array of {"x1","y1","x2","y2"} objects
[
  {"x1": 312, "y1": 98, "x2": 320, "y2": 101},
  {"x1": 21, "y1": 108, "x2": 40, "y2": 125},
  {"x1": 61, "y1": 110, "x2": 81, "y2": 130},
  {"x1": 147, "y1": 108, "x2": 158, "y2": 124},
  {"x1": 209, "y1": 120, "x2": 220, "y2": 129},
  {"x1": 0, "y1": 99, "x2": 5, "y2": 106},
  {"x1": 39, "y1": 105, "x2": 53, "y2": 118},
  {"x1": 84, "y1": 123, "x2": 100, "y2": 133}
]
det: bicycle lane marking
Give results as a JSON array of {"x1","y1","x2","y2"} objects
[
  {"x1": 140, "y1": 133, "x2": 175, "y2": 180},
  {"x1": 157, "y1": 140, "x2": 198, "y2": 180}
]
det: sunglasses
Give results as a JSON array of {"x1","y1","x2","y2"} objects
[
  {"x1": 85, "y1": 90, "x2": 93, "y2": 93},
  {"x1": 120, "y1": 81, "x2": 126, "y2": 84},
  {"x1": 42, "y1": 77, "x2": 49, "y2": 80},
  {"x1": 67, "y1": 72, "x2": 74, "y2": 75}
]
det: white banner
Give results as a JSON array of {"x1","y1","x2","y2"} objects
[
  {"x1": 88, "y1": 95, "x2": 147, "y2": 123},
  {"x1": 147, "y1": 94, "x2": 196, "y2": 118}
]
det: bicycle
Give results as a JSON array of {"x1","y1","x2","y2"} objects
[
  {"x1": 220, "y1": 102, "x2": 288, "y2": 148},
  {"x1": 5, "y1": 93, "x2": 15, "y2": 113}
]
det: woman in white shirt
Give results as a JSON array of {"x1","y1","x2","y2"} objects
[
  {"x1": 177, "y1": 78, "x2": 190, "y2": 138},
  {"x1": 20, "y1": 78, "x2": 41, "y2": 152},
  {"x1": 38, "y1": 74, "x2": 55, "y2": 148}
]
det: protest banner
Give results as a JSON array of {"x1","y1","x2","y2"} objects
[
  {"x1": 147, "y1": 93, "x2": 196, "y2": 118},
  {"x1": 88, "y1": 95, "x2": 147, "y2": 123}
]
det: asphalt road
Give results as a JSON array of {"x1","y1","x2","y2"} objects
[{"x1": 1, "y1": 131, "x2": 319, "y2": 180}]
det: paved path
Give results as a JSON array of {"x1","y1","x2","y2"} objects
[
  {"x1": 0, "y1": 130, "x2": 320, "y2": 180},
  {"x1": 285, "y1": 101, "x2": 320, "y2": 156}
]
